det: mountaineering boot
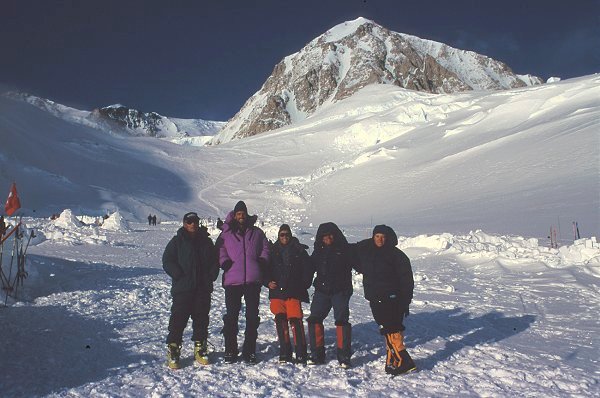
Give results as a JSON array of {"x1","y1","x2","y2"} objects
[
  {"x1": 384, "y1": 331, "x2": 416, "y2": 375},
  {"x1": 166, "y1": 343, "x2": 181, "y2": 369},
  {"x1": 306, "y1": 318, "x2": 325, "y2": 365},
  {"x1": 289, "y1": 317, "x2": 308, "y2": 364},
  {"x1": 194, "y1": 340, "x2": 209, "y2": 365},
  {"x1": 242, "y1": 352, "x2": 258, "y2": 365},
  {"x1": 336, "y1": 322, "x2": 352, "y2": 369},
  {"x1": 224, "y1": 350, "x2": 238, "y2": 364},
  {"x1": 275, "y1": 314, "x2": 293, "y2": 363}
]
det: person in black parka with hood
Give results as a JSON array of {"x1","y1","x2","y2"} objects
[
  {"x1": 354, "y1": 224, "x2": 416, "y2": 375},
  {"x1": 266, "y1": 224, "x2": 312, "y2": 364},
  {"x1": 162, "y1": 212, "x2": 219, "y2": 369},
  {"x1": 305, "y1": 222, "x2": 355, "y2": 368}
]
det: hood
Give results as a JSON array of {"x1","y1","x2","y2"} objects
[
  {"x1": 372, "y1": 224, "x2": 399, "y2": 248},
  {"x1": 314, "y1": 222, "x2": 348, "y2": 250}
]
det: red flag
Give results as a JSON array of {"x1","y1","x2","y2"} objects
[{"x1": 5, "y1": 182, "x2": 21, "y2": 216}]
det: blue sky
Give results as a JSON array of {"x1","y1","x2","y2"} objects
[{"x1": 1, "y1": 0, "x2": 598, "y2": 120}]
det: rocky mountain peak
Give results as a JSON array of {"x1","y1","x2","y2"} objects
[
  {"x1": 3, "y1": 92, "x2": 224, "y2": 140},
  {"x1": 212, "y1": 17, "x2": 543, "y2": 144}
]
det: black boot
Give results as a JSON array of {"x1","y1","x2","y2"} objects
[
  {"x1": 306, "y1": 318, "x2": 325, "y2": 365},
  {"x1": 289, "y1": 317, "x2": 308, "y2": 364},
  {"x1": 275, "y1": 314, "x2": 293, "y2": 363},
  {"x1": 336, "y1": 322, "x2": 352, "y2": 369}
]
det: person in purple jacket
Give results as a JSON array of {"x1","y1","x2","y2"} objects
[{"x1": 217, "y1": 201, "x2": 270, "y2": 364}]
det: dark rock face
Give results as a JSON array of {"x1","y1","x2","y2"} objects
[{"x1": 212, "y1": 18, "x2": 542, "y2": 144}]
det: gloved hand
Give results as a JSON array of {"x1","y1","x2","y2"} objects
[
  {"x1": 401, "y1": 306, "x2": 410, "y2": 318},
  {"x1": 258, "y1": 257, "x2": 268, "y2": 270},
  {"x1": 221, "y1": 260, "x2": 233, "y2": 272}
]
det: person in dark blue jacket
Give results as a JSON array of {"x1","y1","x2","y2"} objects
[
  {"x1": 266, "y1": 224, "x2": 312, "y2": 364},
  {"x1": 354, "y1": 224, "x2": 416, "y2": 375},
  {"x1": 305, "y1": 222, "x2": 355, "y2": 368},
  {"x1": 162, "y1": 212, "x2": 219, "y2": 369}
]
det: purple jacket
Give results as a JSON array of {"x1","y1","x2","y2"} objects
[{"x1": 217, "y1": 211, "x2": 270, "y2": 286}]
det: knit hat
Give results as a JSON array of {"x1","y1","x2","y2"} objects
[
  {"x1": 279, "y1": 224, "x2": 292, "y2": 236},
  {"x1": 233, "y1": 200, "x2": 248, "y2": 214},
  {"x1": 183, "y1": 212, "x2": 200, "y2": 223},
  {"x1": 372, "y1": 224, "x2": 388, "y2": 236}
]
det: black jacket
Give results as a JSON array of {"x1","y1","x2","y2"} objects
[
  {"x1": 353, "y1": 225, "x2": 413, "y2": 305},
  {"x1": 162, "y1": 226, "x2": 219, "y2": 296},
  {"x1": 267, "y1": 237, "x2": 312, "y2": 302},
  {"x1": 308, "y1": 222, "x2": 355, "y2": 295}
]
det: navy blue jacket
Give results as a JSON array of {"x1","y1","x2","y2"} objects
[
  {"x1": 353, "y1": 225, "x2": 413, "y2": 305},
  {"x1": 163, "y1": 226, "x2": 219, "y2": 296},
  {"x1": 308, "y1": 222, "x2": 355, "y2": 295}
]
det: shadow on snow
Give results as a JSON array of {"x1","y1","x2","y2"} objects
[
  {"x1": 351, "y1": 308, "x2": 535, "y2": 370},
  {"x1": 0, "y1": 254, "x2": 162, "y2": 396}
]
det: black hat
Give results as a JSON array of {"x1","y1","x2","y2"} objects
[
  {"x1": 373, "y1": 224, "x2": 388, "y2": 236},
  {"x1": 233, "y1": 201, "x2": 248, "y2": 214},
  {"x1": 183, "y1": 212, "x2": 200, "y2": 223},
  {"x1": 279, "y1": 224, "x2": 292, "y2": 235}
]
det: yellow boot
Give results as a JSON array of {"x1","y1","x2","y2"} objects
[{"x1": 166, "y1": 343, "x2": 181, "y2": 369}]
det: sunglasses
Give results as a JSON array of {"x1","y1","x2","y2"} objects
[
  {"x1": 279, "y1": 233, "x2": 291, "y2": 237},
  {"x1": 184, "y1": 218, "x2": 199, "y2": 224}
]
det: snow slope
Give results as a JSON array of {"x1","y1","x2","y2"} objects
[
  {"x1": 0, "y1": 74, "x2": 599, "y2": 396},
  {"x1": 1, "y1": 75, "x2": 597, "y2": 240}
]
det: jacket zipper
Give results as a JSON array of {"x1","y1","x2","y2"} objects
[{"x1": 242, "y1": 230, "x2": 247, "y2": 283}]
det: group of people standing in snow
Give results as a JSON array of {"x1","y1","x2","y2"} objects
[{"x1": 161, "y1": 200, "x2": 415, "y2": 375}]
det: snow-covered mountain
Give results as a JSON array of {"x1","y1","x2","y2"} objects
[
  {"x1": 0, "y1": 74, "x2": 597, "y2": 238},
  {"x1": 4, "y1": 91, "x2": 225, "y2": 142},
  {"x1": 1, "y1": 73, "x2": 599, "y2": 396},
  {"x1": 212, "y1": 17, "x2": 543, "y2": 143}
]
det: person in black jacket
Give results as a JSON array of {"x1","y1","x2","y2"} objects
[
  {"x1": 354, "y1": 224, "x2": 416, "y2": 375},
  {"x1": 305, "y1": 222, "x2": 354, "y2": 368},
  {"x1": 162, "y1": 212, "x2": 219, "y2": 369},
  {"x1": 266, "y1": 224, "x2": 312, "y2": 364}
]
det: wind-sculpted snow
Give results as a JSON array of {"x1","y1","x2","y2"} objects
[
  {"x1": 0, "y1": 219, "x2": 598, "y2": 396},
  {"x1": 23, "y1": 210, "x2": 131, "y2": 246},
  {"x1": 398, "y1": 230, "x2": 600, "y2": 272}
]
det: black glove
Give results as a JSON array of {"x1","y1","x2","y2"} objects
[
  {"x1": 401, "y1": 306, "x2": 410, "y2": 318},
  {"x1": 221, "y1": 260, "x2": 233, "y2": 272},
  {"x1": 258, "y1": 257, "x2": 268, "y2": 270}
]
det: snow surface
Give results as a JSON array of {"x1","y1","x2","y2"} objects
[
  {"x1": 0, "y1": 216, "x2": 598, "y2": 397},
  {"x1": 0, "y1": 74, "x2": 599, "y2": 396}
]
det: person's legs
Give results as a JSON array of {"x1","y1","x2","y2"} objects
[
  {"x1": 370, "y1": 298, "x2": 415, "y2": 374},
  {"x1": 191, "y1": 288, "x2": 212, "y2": 342},
  {"x1": 165, "y1": 291, "x2": 193, "y2": 369},
  {"x1": 332, "y1": 290, "x2": 353, "y2": 367},
  {"x1": 369, "y1": 297, "x2": 405, "y2": 334},
  {"x1": 166, "y1": 291, "x2": 193, "y2": 344},
  {"x1": 223, "y1": 286, "x2": 243, "y2": 361},
  {"x1": 285, "y1": 298, "x2": 307, "y2": 364},
  {"x1": 241, "y1": 284, "x2": 262, "y2": 360},
  {"x1": 191, "y1": 288, "x2": 212, "y2": 364},
  {"x1": 271, "y1": 298, "x2": 292, "y2": 362},
  {"x1": 306, "y1": 291, "x2": 332, "y2": 364}
]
